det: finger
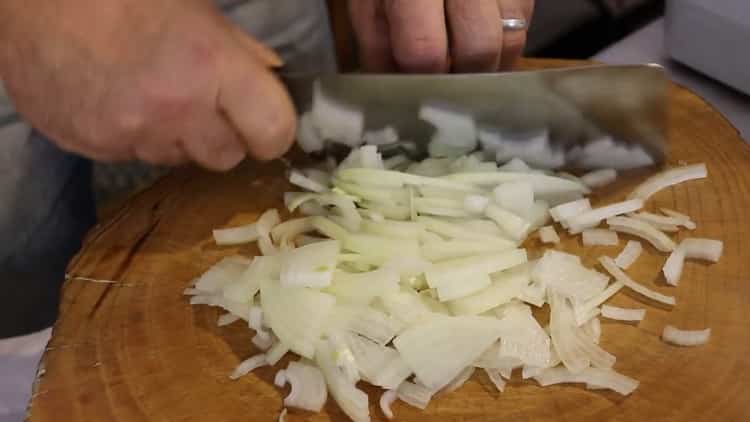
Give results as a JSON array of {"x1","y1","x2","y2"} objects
[
  {"x1": 348, "y1": 0, "x2": 396, "y2": 72},
  {"x1": 218, "y1": 43, "x2": 296, "y2": 161},
  {"x1": 181, "y1": 112, "x2": 247, "y2": 171},
  {"x1": 498, "y1": 0, "x2": 529, "y2": 70},
  {"x1": 384, "y1": 0, "x2": 449, "y2": 73},
  {"x1": 229, "y1": 24, "x2": 284, "y2": 68},
  {"x1": 133, "y1": 139, "x2": 189, "y2": 167},
  {"x1": 445, "y1": 0, "x2": 502, "y2": 72}
]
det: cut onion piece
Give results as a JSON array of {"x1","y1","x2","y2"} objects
[
  {"x1": 573, "y1": 281, "x2": 625, "y2": 326},
  {"x1": 630, "y1": 212, "x2": 685, "y2": 232},
  {"x1": 275, "y1": 370, "x2": 287, "y2": 388},
  {"x1": 361, "y1": 219, "x2": 424, "y2": 239},
  {"x1": 422, "y1": 239, "x2": 515, "y2": 261},
  {"x1": 252, "y1": 329, "x2": 275, "y2": 351},
  {"x1": 601, "y1": 305, "x2": 646, "y2": 322},
  {"x1": 581, "y1": 169, "x2": 617, "y2": 188},
  {"x1": 289, "y1": 169, "x2": 328, "y2": 193},
  {"x1": 330, "y1": 305, "x2": 404, "y2": 346},
  {"x1": 533, "y1": 250, "x2": 609, "y2": 303},
  {"x1": 344, "y1": 234, "x2": 420, "y2": 261},
  {"x1": 364, "y1": 126, "x2": 399, "y2": 146},
  {"x1": 311, "y1": 81, "x2": 364, "y2": 147},
  {"x1": 566, "y1": 199, "x2": 644, "y2": 234},
  {"x1": 393, "y1": 315, "x2": 503, "y2": 390},
  {"x1": 483, "y1": 368, "x2": 506, "y2": 392},
  {"x1": 345, "y1": 333, "x2": 412, "y2": 389},
  {"x1": 442, "y1": 367, "x2": 475, "y2": 394},
  {"x1": 297, "y1": 112, "x2": 324, "y2": 153},
  {"x1": 606, "y1": 216, "x2": 676, "y2": 252},
  {"x1": 280, "y1": 240, "x2": 339, "y2": 288},
  {"x1": 614, "y1": 240, "x2": 643, "y2": 269},
  {"x1": 663, "y1": 247, "x2": 686, "y2": 286},
  {"x1": 660, "y1": 208, "x2": 697, "y2": 229},
  {"x1": 534, "y1": 366, "x2": 639, "y2": 395},
  {"x1": 681, "y1": 238, "x2": 723, "y2": 262},
  {"x1": 278, "y1": 361, "x2": 328, "y2": 412},
  {"x1": 338, "y1": 168, "x2": 478, "y2": 192},
  {"x1": 497, "y1": 158, "x2": 532, "y2": 173},
  {"x1": 598, "y1": 256, "x2": 676, "y2": 306},
  {"x1": 271, "y1": 218, "x2": 316, "y2": 247},
  {"x1": 420, "y1": 103, "x2": 477, "y2": 152},
  {"x1": 497, "y1": 303, "x2": 553, "y2": 368},
  {"x1": 396, "y1": 381, "x2": 435, "y2": 410},
  {"x1": 662, "y1": 325, "x2": 711, "y2": 346},
  {"x1": 538, "y1": 226, "x2": 560, "y2": 244},
  {"x1": 493, "y1": 181, "x2": 534, "y2": 216},
  {"x1": 229, "y1": 354, "x2": 267, "y2": 380},
  {"x1": 628, "y1": 163, "x2": 707, "y2": 201},
  {"x1": 485, "y1": 205, "x2": 531, "y2": 242},
  {"x1": 379, "y1": 390, "x2": 398, "y2": 419},
  {"x1": 417, "y1": 216, "x2": 512, "y2": 243},
  {"x1": 326, "y1": 268, "x2": 400, "y2": 305},
  {"x1": 445, "y1": 172, "x2": 589, "y2": 197},
  {"x1": 464, "y1": 195, "x2": 491, "y2": 214},
  {"x1": 582, "y1": 229, "x2": 619, "y2": 246},
  {"x1": 195, "y1": 256, "x2": 249, "y2": 293},
  {"x1": 447, "y1": 263, "x2": 531, "y2": 315},
  {"x1": 315, "y1": 339, "x2": 370, "y2": 422},
  {"x1": 278, "y1": 408, "x2": 288, "y2": 422},
  {"x1": 549, "y1": 198, "x2": 591, "y2": 227},
  {"x1": 261, "y1": 278, "x2": 336, "y2": 359}
]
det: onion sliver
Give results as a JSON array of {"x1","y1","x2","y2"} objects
[
  {"x1": 599, "y1": 257, "x2": 675, "y2": 306},
  {"x1": 662, "y1": 325, "x2": 711, "y2": 346},
  {"x1": 629, "y1": 164, "x2": 707, "y2": 201}
]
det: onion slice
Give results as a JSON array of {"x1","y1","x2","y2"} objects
[
  {"x1": 663, "y1": 247, "x2": 686, "y2": 286},
  {"x1": 599, "y1": 257, "x2": 675, "y2": 306},
  {"x1": 614, "y1": 241, "x2": 642, "y2": 269},
  {"x1": 606, "y1": 216, "x2": 676, "y2": 252},
  {"x1": 566, "y1": 199, "x2": 644, "y2": 234},
  {"x1": 662, "y1": 325, "x2": 711, "y2": 346},
  {"x1": 538, "y1": 226, "x2": 560, "y2": 244},
  {"x1": 582, "y1": 229, "x2": 619, "y2": 246},
  {"x1": 681, "y1": 238, "x2": 723, "y2": 262},
  {"x1": 581, "y1": 169, "x2": 617, "y2": 188},
  {"x1": 629, "y1": 163, "x2": 707, "y2": 201},
  {"x1": 379, "y1": 390, "x2": 398, "y2": 419},
  {"x1": 601, "y1": 305, "x2": 646, "y2": 322}
]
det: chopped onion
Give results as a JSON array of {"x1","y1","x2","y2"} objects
[
  {"x1": 417, "y1": 216, "x2": 512, "y2": 243},
  {"x1": 663, "y1": 247, "x2": 686, "y2": 286},
  {"x1": 311, "y1": 82, "x2": 364, "y2": 147},
  {"x1": 345, "y1": 333, "x2": 412, "y2": 389},
  {"x1": 497, "y1": 158, "x2": 531, "y2": 173},
  {"x1": 533, "y1": 250, "x2": 609, "y2": 303},
  {"x1": 606, "y1": 216, "x2": 676, "y2": 252},
  {"x1": 274, "y1": 370, "x2": 287, "y2": 388},
  {"x1": 582, "y1": 229, "x2": 619, "y2": 246},
  {"x1": 379, "y1": 390, "x2": 398, "y2": 419},
  {"x1": 581, "y1": 169, "x2": 617, "y2": 188},
  {"x1": 422, "y1": 239, "x2": 515, "y2": 261},
  {"x1": 364, "y1": 126, "x2": 399, "y2": 146},
  {"x1": 681, "y1": 238, "x2": 723, "y2": 262},
  {"x1": 252, "y1": 329, "x2": 275, "y2": 350},
  {"x1": 573, "y1": 281, "x2": 625, "y2": 326},
  {"x1": 266, "y1": 342, "x2": 291, "y2": 366},
  {"x1": 280, "y1": 240, "x2": 339, "y2": 288},
  {"x1": 278, "y1": 408, "x2": 288, "y2": 422},
  {"x1": 296, "y1": 113, "x2": 324, "y2": 153},
  {"x1": 662, "y1": 325, "x2": 711, "y2": 346},
  {"x1": 549, "y1": 198, "x2": 591, "y2": 227},
  {"x1": 419, "y1": 103, "x2": 477, "y2": 152},
  {"x1": 289, "y1": 169, "x2": 328, "y2": 193},
  {"x1": 315, "y1": 339, "x2": 370, "y2": 422},
  {"x1": 534, "y1": 366, "x2": 639, "y2": 395},
  {"x1": 566, "y1": 199, "x2": 644, "y2": 234},
  {"x1": 630, "y1": 212, "x2": 684, "y2": 232},
  {"x1": 538, "y1": 226, "x2": 560, "y2": 244},
  {"x1": 614, "y1": 240, "x2": 643, "y2": 269},
  {"x1": 396, "y1": 381, "x2": 435, "y2": 410},
  {"x1": 493, "y1": 181, "x2": 534, "y2": 216},
  {"x1": 446, "y1": 172, "x2": 588, "y2": 197},
  {"x1": 601, "y1": 305, "x2": 646, "y2": 322},
  {"x1": 599, "y1": 257, "x2": 676, "y2": 306},
  {"x1": 447, "y1": 264, "x2": 531, "y2": 316},
  {"x1": 278, "y1": 361, "x2": 328, "y2": 412},
  {"x1": 393, "y1": 315, "x2": 503, "y2": 390},
  {"x1": 195, "y1": 256, "x2": 249, "y2": 293},
  {"x1": 485, "y1": 205, "x2": 531, "y2": 242},
  {"x1": 629, "y1": 163, "x2": 707, "y2": 201},
  {"x1": 483, "y1": 368, "x2": 506, "y2": 392},
  {"x1": 464, "y1": 194, "x2": 490, "y2": 214},
  {"x1": 230, "y1": 354, "x2": 267, "y2": 380},
  {"x1": 660, "y1": 208, "x2": 697, "y2": 229},
  {"x1": 326, "y1": 268, "x2": 400, "y2": 305}
]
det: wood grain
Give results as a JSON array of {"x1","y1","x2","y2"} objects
[{"x1": 28, "y1": 60, "x2": 750, "y2": 421}]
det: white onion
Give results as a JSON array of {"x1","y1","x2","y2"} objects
[
  {"x1": 279, "y1": 361, "x2": 328, "y2": 412},
  {"x1": 396, "y1": 381, "x2": 435, "y2": 410},
  {"x1": 289, "y1": 169, "x2": 328, "y2": 193},
  {"x1": 534, "y1": 366, "x2": 639, "y2": 395},
  {"x1": 493, "y1": 181, "x2": 534, "y2": 216},
  {"x1": 606, "y1": 216, "x2": 677, "y2": 252},
  {"x1": 441, "y1": 367, "x2": 475, "y2": 393},
  {"x1": 566, "y1": 199, "x2": 644, "y2": 234},
  {"x1": 629, "y1": 164, "x2": 708, "y2": 201},
  {"x1": 379, "y1": 390, "x2": 398, "y2": 419},
  {"x1": 601, "y1": 305, "x2": 646, "y2": 322},
  {"x1": 229, "y1": 354, "x2": 267, "y2": 380},
  {"x1": 363, "y1": 126, "x2": 399, "y2": 146},
  {"x1": 681, "y1": 238, "x2": 723, "y2": 262},
  {"x1": 278, "y1": 408, "x2": 288, "y2": 422},
  {"x1": 311, "y1": 82, "x2": 364, "y2": 148},
  {"x1": 581, "y1": 169, "x2": 617, "y2": 188},
  {"x1": 660, "y1": 208, "x2": 697, "y2": 229},
  {"x1": 614, "y1": 240, "x2": 643, "y2": 269},
  {"x1": 280, "y1": 240, "x2": 340, "y2": 288},
  {"x1": 662, "y1": 325, "x2": 711, "y2": 346},
  {"x1": 582, "y1": 229, "x2": 619, "y2": 246},
  {"x1": 663, "y1": 247, "x2": 686, "y2": 286},
  {"x1": 630, "y1": 212, "x2": 683, "y2": 232},
  {"x1": 483, "y1": 368, "x2": 506, "y2": 392},
  {"x1": 538, "y1": 226, "x2": 560, "y2": 244},
  {"x1": 549, "y1": 198, "x2": 591, "y2": 226},
  {"x1": 599, "y1": 257, "x2": 675, "y2": 306}
]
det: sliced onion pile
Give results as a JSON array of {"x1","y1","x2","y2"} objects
[{"x1": 186, "y1": 142, "x2": 721, "y2": 421}]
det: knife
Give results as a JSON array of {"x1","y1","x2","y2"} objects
[{"x1": 282, "y1": 64, "x2": 668, "y2": 170}]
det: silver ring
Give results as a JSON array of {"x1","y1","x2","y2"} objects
[{"x1": 502, "y1": 18, "x2": 527, "y2": 31}]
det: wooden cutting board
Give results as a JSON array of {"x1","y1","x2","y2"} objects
[{"x1": 28, "y1": 59, "x2": 750, "y2": 421}]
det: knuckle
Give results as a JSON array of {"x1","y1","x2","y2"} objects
[
  {"x1": 250, "y1": 111, "x2": 296, "y2": 161},
  {"x1": 395, "y1": 37, "x2": 448, "y2": 72}
]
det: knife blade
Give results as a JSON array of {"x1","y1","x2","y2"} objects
[{"x1": 282, "y1": 64, "x2": 668, "y2": 169}]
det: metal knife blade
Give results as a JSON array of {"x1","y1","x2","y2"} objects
[{"x1": 282, "y1": 64, "x2": 668, "y2": 169}]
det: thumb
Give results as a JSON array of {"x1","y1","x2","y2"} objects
[{"x1": 218, "y1": 41, "x2": 296, "y2": 161}]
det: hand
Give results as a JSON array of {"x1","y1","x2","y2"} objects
[
  {"x1": 349, "y1": 0, "x2": 534, "y2": 73},
  {"x1": 0, "y1": 0, "x2": 296, "y2": 170}
]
